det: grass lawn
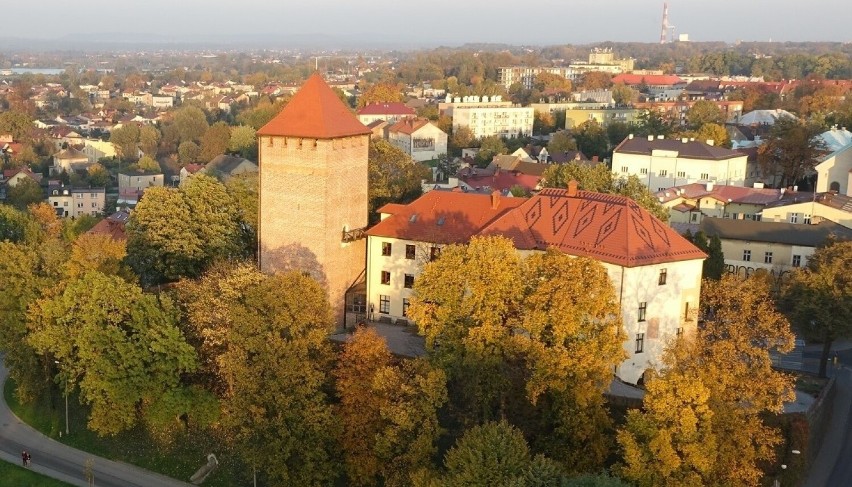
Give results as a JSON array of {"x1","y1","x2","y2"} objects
[
  {"x1": 793, "y1": 372, "x2": 829, "y2": 397},
  {"x1": 0, "y1": 461, "x2": 74, "y2": 487},
  {"x1": 4, "y1": 380, "x2": 249, "y2": 487}
]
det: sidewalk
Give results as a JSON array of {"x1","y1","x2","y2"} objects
[{"x1": 0, "y1": 359, "x2": 194, "y2": 487}]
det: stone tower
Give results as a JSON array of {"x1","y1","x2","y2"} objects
[{"x1": 257, "y1": 73, "x2": 371, "y2": 324}]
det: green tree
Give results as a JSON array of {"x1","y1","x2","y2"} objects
[
  {"x1": 218, "y1": 272, "x2": 339, "y2": 485},
  {"x1": 173, "y1": 105, "x2": 209, "y2": 143},
  {"x1": 634, "y1": 110, "x2": 676, "y2": 138},
  {"x1": 441, "y1": 421, "x2": 563, "y2": 487},
  {"x1": 686, "y1": 100, "x2": 725, "y2": 128},
  {"x1": 228, "y1": 125, "x2": 258, "y2": 160},
  {"x1": 449, "y1": 126, "x2": 475, "y2": 156},
  {"x1": 704, "y1": 234, "x2": 725, "y2": 280},
  {"x1": 27, "y1": 271, "x2": 197, "y2": 436},
  {"x1": 236, "y1": 97, "x2": 287, "y2": 130},
  {"x1": 579, "y1": 72, "x2": 613, "y2": 91},
  {"x1": 138, "y1": 125, "x2": 161, "y2": 156},
  {"x1": 178, "y1": 140, "x2": 201, "y2": 165},
  {"x1": 612, "y1": 83, "x2": 638, "y2": 105},
  {"x1": 475, "y1": 135, "x2": 507, "y2": 166},
  {"x1": 534, "y1": 72, "x2": 573, "y2": 93},
  {"x1": 606, "y1": 121, "x2": 632, "y2": 148},
  {"x1": 572, "y1": 120, "x2": 609, "y2": 158},
  {"x1": 695, "y1": 123, "x2": 731, "y2": 148},
  {"x1": 368, "y1": 139, "x2": 429, "y2": 224},
  {"x1": 6, "y1": 178, "x2": 44, "y2": 209},
  {"x1": 564, "y1": 473, "x2": 631, "y2": 487},
  {"x1": 0, "y1": 202, "x2": 40, "y2": 243},
  {"x1": 135, "y1": 155, "x2": 161, "y2": 172},
  {"x1": 0, "y1": 109, "x2": 34, "y2": 142},
  {"x1": 126, "y1": 175, "x2": 242, "y2": 285},
  {"x1": 757, "y1": 118, "x2": 825, "y2": 188},
  {"x1": 109, "y1": 124, "x2": 140, "y2": 161},
  {"x1": 199, "y1": 122, "x2": 232, "y2": 163},
  {"x1": 784, "y1": 239, "x2": 852, "y2": 378},
  {"x1": 86, "y1": 163, "x2": 111, "y2": 187},
  {"x1": 224, "y1": 172, "x2": 258, "y2": 250},
  {"x1": 547, "y1": 130, "x2": 577, "y2": 154}
]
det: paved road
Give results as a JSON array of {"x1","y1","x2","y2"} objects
[
  {"x1": 0, "y1": 359, "x2": 194, "y2": 487},
  {"x1": 803, "y1": 346, "x2": 852, "y2": 487}
]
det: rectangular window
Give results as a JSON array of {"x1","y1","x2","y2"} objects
[
  {"x1": 754, "y1": 213, "x2": 762, "y2": 222},
  {"x1": 76, "y1": 193, "x2": 82, "y2": 199},
  {"x1": 690, "y1": 213, "x2": 699, "y2": 222},
  {"x1": 764, "y1": 252, "x2": 773, "y2": 264},
  {"x1": 676, "y1": 327, "x2": 684, "y2": 337},
  {"x1": 677, "y1": 171, "x2": 686, "y2": 178},
  {"x1": 430, "y1": 246, "x2": 441, "y2": 261},
  {"x1": 659, "y1": 169, "x2": 667, "y2": 177},
  {"x1": 77, "y1": 202, "x2": 83, "y2": 208},
  {"x1": 380, "y1": 271, "x2": 390, "y2": 285},
  {"x1": 658, "y1": 268, "x2": 667, "y2": 285},
  {"x1": 804, "y1": 214, "x2": 811, "y2": 224},
  {"x1": 405, "y1": 244, "x2": 416, "y2": 260},
  {"x1": 701, "y1": 173, "x2": 709, "y2": 180},
  {"x1": 402, "y1": 298, "x2": 410, "y2": 317},
  {"x1": 404, "y1": 274, "x2": 414, "y2": 289},
  {"x1": 91, "y1": 202, "x2": 98, "y2": 208},
  {"x1": 90, "y1": 193, "x2": 97, "y2": 198},
  {"x1": 684, "y1": 302, "x2": 690, "y2": 321},
  {"x1": 792, "y1": 255, "x2": 801, "y2": 267},
  {"x1": 621, "y1": 166, "x2": 628, "y2": 173},
  {"x1": 638, "y1": 302, "x2": 647, "y2": 322},
  {"x1": 790, "y1": 213, "x2": 799, "y2": 224},
  {"x1": 379, "y1": 295, "x2": 390, "y2": 314},
  {"x1": 381, "y1": 242, "x2": 392, "y2": 256},
  {"x1": 730, "y1": 213, "x2": 739, "y2": 220},
  {"x1": 640, "y1": 168, "x2": 648, "y2": 175},
  {"x1": 743, "y1": 249, "x2": 751, "y2": 262},
  {"x1": 635, "y1": 333, "x2": 645, "y2": 353}
]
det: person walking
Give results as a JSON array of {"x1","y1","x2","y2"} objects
[{"x1": 21, "y1": 450, "x2": 27, "y2": 467}]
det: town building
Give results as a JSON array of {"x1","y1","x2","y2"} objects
[
  {"x1": 814, "y1": 127, "x2": 852, "y2": 196},
  {"x1": 387, "y1": 118, "x2": 448, "y2": 162},
  {"x1": 497, "y1": 66, "x2": 578, "y2": 90},
  {"x1": 612, "y1": 135, "x2": 752, "y2": 191},
  {"x1": 655, "y1": 183, "x2": 813, "y2": 225},
  {"x1": 448, "y1": 98, "x2": 534, "y2": 139},
  {"x1": 118, "y1": 169, "x2": 164, "y2": 192},
  {"x1": 356, "y1": 102, "x2": 416, "y2": 125},
  {"x1": 81, "y1": 139, "x2": 118, "y2": 163},
  {"x1": 203, "y1": 154, "x2": 258, "y2": 181},
  {"x1": 366, "y1": 183, "x2": 707, "y2": 385},
  {"x1": 48, "y1": 186, "x2": 106, "y2": 218},
  {"x1": 760, "y1": 192, "x2": 852, "y2": 229},
  {"x1": 257, "y1": 72, "x2": 371, "y2": 326},
  {"x1": 86, "y1": 210, "x2": 130, "y2": 241},
  {"x1": 51, "y1": 146, "x2": 92, "y2": 175},
  {"x1": 564, "y1": 106, "x2": 640, "y2": 129},
  {"x1": 634, "y1": 100, "x2": 744, "y2": 126}
]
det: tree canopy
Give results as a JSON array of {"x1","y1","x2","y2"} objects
[{"x1": 368, "y1": 139, "x2": 429, "y2": 224}]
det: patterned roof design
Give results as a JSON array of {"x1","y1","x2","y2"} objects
[
  {"x1": 479, "y1": 188, "x2": 706, "y2": 267},
  {"x1": 257, "y1": 73, "x2": 371, "y2": 139},
  {"x1": 369, "y1": 186, "x2": 706, "y2": 267}
]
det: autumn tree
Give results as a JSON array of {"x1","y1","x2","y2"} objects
[
  {"x1": 572, "y1": 120, "x2": 609, "y2": 158},
  {"x1": 547, "y1": 130, "x2": 577, "y2": 154},
  {"x1": 695, "y1": 123, "x2": 731, "y2": 148},
  {"x1": 64, "y1": 233, "x2": 130, "y2": 280},
  {"x1": 475, "y1": 135, "x2": 507, "y2": 166},
  {"x1": 634, "y1": 110, "x2": 676, "y2": 138},
  {"x1": 236, "y1": 97, "x2": 288, "y2": 130},
  {"x1": 335, "y1": 328, "x2": 447, "y2": 486},
  {"x1": 409, "y1": 237, "x2": 625, "y2": 470},
  {"x1": 109, "y1": 123, "x2": 141, "y2": 161},
  {"x1": 358, "y1": 82, "x2": 405, "y2": 108},
  {"x1": 440, "y1": 421, "x2": 563, "y2": 487},
  {"x1": 199, "y1": 121, "x2": 232, "y2": 163},
  {"x1": 534, "y1": 111, "x2": 556, "y2": 134},
  {"x1": 138, "y1": 125, "x2": 161, "y2": 156},
  {"x1": 126, "y1": 175, "x2": 243, "y2": 285},
  {"x1": 27, "y1": 271, "x2": 197, "y2": 436},
  {"x1": 757, "y1": 117, "x2": 826, "y2": 188},
  {"x1": 228, "y1": 125, "x2": 257, "y2": 160},
  {"x1": 686, "y1": 100, "x2": 725, "y2": 128},
  {"x1": 178, "y1": 140, "x2": 201, "y2": 165},
  {"x1": 449, "y1": 126, "x2": 475, "y2": 156},
  {"x1": 135, "y1": 155, "x2": 161, "y2": 172},
  {"x1": 218, "y1": 272, "x2": 339, "y2": 485},
  {"x1": 612, "y1": 83, "x2": 638, "y2": 105},
  {"x1": 6, "y1": 178, "x2": 44, "y2": 209},
  {"x1": 87, "y1": 163, "x2": 111, "y2": 187},
  {"x1": 368, "y1": 139, "x2": 429, "y2": 223},
  {"x1": 783, "y1": 238, "x2": 852, "y2": 378},
  {"x1": 579, "y1": 72, "x2": 613, "y2": 91},
  {"x1": 0, "y1": 109, "x2": 34, "y2": 142},
  {"x1": 225, "y1": 172, "x2": 258, "y2": 249},
  {"x1": 173, "y1": 105, "x2": 209, "y2": 143},
  {"x1": 534, "y1": 72, "x2": 573, "y2": 93}
]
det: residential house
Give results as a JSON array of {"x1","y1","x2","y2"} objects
[
  {"x1": 387, "y1": 118, "x2": 448, "y2": 162},
  {"x1": 81, "y1": 139, "x2": 118, "y2": 163},
  {"x1": 699, "y1": 217, "x2": 852, "y2": 277},
  {"x1": 51, "y1": 147, "x2": 92, "y2": 175},
  {"x1": 736, "y1": 109, "x2": 796, "y2": 127},
  {"x1": 202, "y1": 154, "x2": 258, "y2": 181},
  {"x1": 356, "y1": 103, "x2": 416, "y2": 125},
  {"x1": 612, "y1": 135, "x2": 752, "y2": 191},
  {"x1": 48, "y1": 186, "x2": 106, "y2": 218},
  {"x1": 815, "y1": 127, "x2": 852, "y2": 196},
  {"x1": 2, "y1": 167, "x2": 42, "y2": 188},
  {"x1": 760, "y1": 192, "x2": 852, "y2": 229},
  {"x1": 366, "y1": 183, "x2": 707, "y2": 385},
  {"x1": 152, "y1": 94, "x2": 174, "y2": 108},
  {"x1": 118, "y1": 169, "x2": 164, "y2": 192},
  {"x1": 564, "y1": 106, "x2": 640, "y2": 129},
  {"x1": 365, "y1": 120, "x2": 389, "y2": 140},
  {"x1": 86, "y1": 210, "x2": 130, "y2": 241},
  {"x1": 179, "y1": 163, "x2": 205, "y2": 184}
]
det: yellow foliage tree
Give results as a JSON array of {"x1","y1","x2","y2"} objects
[
  {"x1": 358, "y1": 83, "x2": 405, "y2": 108},
  {"x1": 65, "y1": 233, "x2": 129, "y2": 280}
]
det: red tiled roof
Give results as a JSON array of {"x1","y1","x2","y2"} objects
[
  {"x1": 357, "y1": 102, "x2": 416, "y2": 116},
  {"x1": 257, "y1": 73, "x2": 370, "y2": 139},
  {"x1": 367, "y1": 190, "x2": 525, "y2": 244},
  {"x1": 387, "y1": 118, "x2": 430, "y2": 135},
  {"x1": 183, "y1": 163, "x2": 204, "y2": 174},
  {"x1": 459, "y1": 171, "x2": 542, "y2": 193},
  {"x1": 614, "y1": 137, "x2": 743, "y2": 161},
  {"x1": 86, "y1": 211, "x2": 129, "y2": 241},
  {"x1": 655, "y1": 183, "x2": 813, "y2": 206},
  {"x1": 479, "y1": 188, "x2": 706, "y2": 267},
  {"x1": 611, "y1": 74, "x2": 685, "y2": 86}
]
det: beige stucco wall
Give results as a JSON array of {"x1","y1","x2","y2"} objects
[
  {"x1": 613, "y1": 149, "x2": 751, "y2": 190},
  {"x1": 815, "y1": 146, "x2": 852, "y2": 196},
  {"x1": 761, "y1": 201, "x2": 852, "y2": 229}
]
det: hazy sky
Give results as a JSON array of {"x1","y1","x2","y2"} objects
[{"x1": 4, "y1": 0, "x2": 849, "y2": 45}]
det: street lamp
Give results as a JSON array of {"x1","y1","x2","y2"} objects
[{"x1": 54, "y1": 360, "x2": 68, "y2": 436}]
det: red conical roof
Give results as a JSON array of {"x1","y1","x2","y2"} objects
[{"x1": 257, "y1": 72, "x2": 371, "y2": 139}]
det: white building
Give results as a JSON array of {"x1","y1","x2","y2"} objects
[
  {"x1": 356, "y1": 103, "x2": 416, "y2": 125},
  {"x1": 82, "y1": 139, "x2": 118, "y2": 163},
  {"x1": 365, "y1": 184, "x2": 707, "y2": 385},
  {"x1": 814, "y1": 127, "x2": 852, "y2": 196},
  {"x1": 387, "y1": 118, "x2": 448, "y2": 162},
  {"x1": 612, "y1": 135, "x2": 752, "y2": 191},
  {"x1": 449, "y1": 98, "x2": 534, "y2": 139},
  {"x1": 497, "y1": 66, "x2": 578, "y2": 89},
  {"x1": 152, "y1": 94, "x2": 174, "y2": 108}
]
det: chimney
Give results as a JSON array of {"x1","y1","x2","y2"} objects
[
  {"x1": 706, "y1": 182, "x2": 714, "y2": 191},
  {"x1": 628, "y1": 133, "x2": 634, "y2": 139},
  {"x1": 567, "y1": 180, "x2": 579, "y2": 197},
  {"x1": 648, "y1": 135, "x2": 654, "y2": 141},
  {"x1": 706, "y1": 139, "x2": 715, "y2": 146},
  {"x1": 490, "y1": 190, "x2": 501, "y2": 209}
]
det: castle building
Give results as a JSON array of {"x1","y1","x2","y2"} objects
[{"x1": 257, "y1": 73, "x2": 371, "y2": 325}]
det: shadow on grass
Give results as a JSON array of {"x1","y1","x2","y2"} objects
[{"x1": 4, "y1": 380, "x2": 250, "y2": 487}]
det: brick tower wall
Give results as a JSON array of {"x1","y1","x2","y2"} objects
[{"x1": 258, "y1": 134, "x2": 369, "y2": 325}]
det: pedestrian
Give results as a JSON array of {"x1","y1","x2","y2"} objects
[
  {"x1": 21, "y1": 450, "x2": 26, "y2": 467},
  {"x1": 834, "y1": 352, "x2": 839, "y2": 367},
  {"x1": 25, "y1": 451, "x2": 31, "y2": 467}
]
